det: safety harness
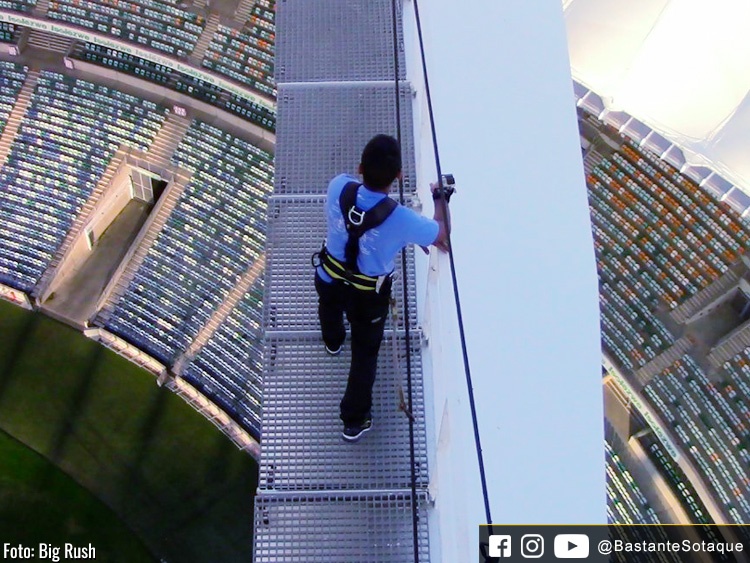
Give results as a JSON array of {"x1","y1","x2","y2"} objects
[{"x1": 314, "y1": 181, "x2": 397, "y2": 293}]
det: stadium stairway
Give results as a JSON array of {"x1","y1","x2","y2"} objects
[
  {"x1": 633, "y1": 336, "x2": 693, "y2": 386},
  {"x1": 173, "y1": 253, "x2": 266, "y2": 375},
  {"x1": 233, "y1": 0, "x2": 259, "y2": 25},
  {"x1": 0, "y1": 69, "x2": 38, "y2": 171},
  {"x1": 93, "y1": 167, "x2": 193, "y2": 325},
  {"x1": 33, "y1": 146, "x2": 129, "y2": 303},
  {"x1": 142, "y1": 113, "x2": 192, "y2": 171},
  {"x1": 252, "y1": 1, "x2": 432, "y2": 561},
  {"x1": 32, "y1": 0, "x2": 50, "y2": 18},
  {"x1": 86, "y1": 115, "x2": 193, "y2": 320},
  {"x1": 583, "y1": 147, "x2": 602, "y2": 176},
  {"x1": 708, "y1": 321, "x2": 750, "y2": 369},
  {"x1": 189, "y1": 12, "x2": 221, "y2": 67},
  {"x1": 670, "y1": 265, "x2": 742, "y2": 324}
]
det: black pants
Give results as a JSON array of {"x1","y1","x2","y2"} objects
[{"x1": 315, "y1": 272, "x2": 391, "y2": 426}]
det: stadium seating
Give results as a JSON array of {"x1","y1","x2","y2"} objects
[
  {"x1": 641, "y1": 435, "x2": 712, "y2": 524},
  {"x1": 584, "y1": 115, "x2": 750, "y2": 523},
  {"x1": 0, "y1": 22, "x2": 21, "y2": 44},
  {"x1": 202, "y1": 17, "x2": 275, "y2": 99},
  {"x1": 102, "y1": 120, "x2": 273, "y2": 364},
  {"x1": 69, "y1": 42, "x2": 277, "y2": 132},
  {"x1": 183, "y1": 279, "x2": 264, "y2": 439},
  {"x1": 620, "y1": 143, "x2": 747, "y2": 264},
  {"x1": 589, "y1": 131, "x2": 750, "y2": 374},
  {"x1": 591, "y1": 170, "x2": 675, "y2": 371},
  {"x1": 0, "y1": 71, "x2": 166, "y2": 293},
  {"x1": 222, "y1": 93, "x2": 276, "y2": 131},
  {"x1": 73, "y1": 42, "x2": 172, "y2": 84},
  {"x1": 0, "y1": 61, "x2": 27, "y2": 137},
  {"x1": 174, "y1": 74, "x2": 222, "y2": 104},
  {"x1": 0, "y1": 0, "x2": 36, "y2": 13},
  {"x1": 605, "y1": 427, "x2": 661, "y2": 524},
  {"x1": 59, "y1": 1, "x2": 278, "y2": 132},
  {"x1": 598, "y1": 279, "x2": 673, "y2": 371},
  {"x1": 590, "y1": 144, "x2": 750, "y2": 314},
  {"x1": 47, "y1": 0, "x2": 205, "y2": 58},
  {"x1": 643, "y1": 354, "x2": 750, "y2": 522}
]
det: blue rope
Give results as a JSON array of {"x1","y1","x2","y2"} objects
[
  {"x1": 410, "y1": 0, "x2": 495, "y2": 531},
  {"x1": 390, "y1": 0, "x2": 421, "y2": 560}
]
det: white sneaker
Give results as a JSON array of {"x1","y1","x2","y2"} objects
[{"x1": 325, "y1": 344, "x2": 342, "y2": 356}]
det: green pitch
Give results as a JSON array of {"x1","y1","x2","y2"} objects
[{"x1": 0, "y1": 300, "x2": 259, "y2": 562}]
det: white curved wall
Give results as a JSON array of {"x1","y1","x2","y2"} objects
[{"x1": 414, "y1": 1, "x2": 606, "y2": 559}]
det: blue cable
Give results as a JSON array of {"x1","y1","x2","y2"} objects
[
  {"x1": 410, "y1": 0, "x2": 496, "y2": 532},
  {"x1": 390, "y1": 0, "x2": 421, "y2": 560}
]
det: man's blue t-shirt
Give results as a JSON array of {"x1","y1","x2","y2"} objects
[{"x1": 318, "y1": 174, "x2": 439, "y2": 283}]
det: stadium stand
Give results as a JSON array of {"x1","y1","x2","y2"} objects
[
  {"x1": 0, "y1": 0, "x2": 284, "y2": 552},
  {"x1": 0, "y1": 7, "x2": 277, "y2": 455},
  {"x1": 47, "y1": 0, "x2": 206, "y2": 57},
  {"x1": 68, "y1": 41, "x2": 277, "y2": 132},
  {"x1": 182, "y1": 277, "x2": 264, "y2": 439},
  {"x1": 72, "y1": 42, "x2": 172, "y2": 84},
  {"x1": 0, "y1": 0, "x2": 35, "y2": 13},
  {"x1": 588, "y1": 131, "x2": 750, "y2": 374},
  {"x1": 3, "y1": 0, "x2": 277, "y2": 131},
  {"x1": 605, "y1": 431, "x2": 661, "y2": 524},
  {"x1": 0, "y1": 61, "x2": 27, "y2": 136},
  {"x1": 98, "y1": 120, "x2": 272, "y2": 366},
  {"x1": 643, "y1": 354, "x2": 750, "y2": 522},
  {"x1": 582, "y1": 94, "x2": 750, "y2": 525},
  {"x1": 174, "y1": 73, "x2": 222, "y2": 104},
  {"x1": 0, "y1": 22, "x2": 21, "y2": 43},
  {"x1": 598, "y1": 279, "x2": 673, "y2": 371},
  {"x1": 643, "y1": 436, "x2": 711, "y2": 524},
  {"x1": 0, "y1": 70, "x2": 166, "y2": 293},
  {"x1": 223, "y1": 93, "x2": 275, "y2": 131},
  {"x1": 202, "y1": 17, "x2": 275, "y2": 99}
]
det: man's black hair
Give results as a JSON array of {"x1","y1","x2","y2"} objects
[{"x1": 360, "y1": 134, "x2": 402, "y2": 190}]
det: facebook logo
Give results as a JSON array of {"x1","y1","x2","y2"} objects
[{"x1": 489, "y1": 535, "x2": 512, "y2": 557}]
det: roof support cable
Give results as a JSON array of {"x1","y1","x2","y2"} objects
[
  {"x1": 409, "y1": 0, "x2": 496, "y2": 537},
  {"x1": 390, "y1": 0, "x2": 421, "y2": 560}
]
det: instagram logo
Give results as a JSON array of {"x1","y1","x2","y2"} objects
[{"x1": 521, "y1": 534, "x2": 544, "y2": 558}]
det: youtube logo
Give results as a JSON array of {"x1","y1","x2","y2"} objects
[{"x1": 554, "y1": 534, "x2": 589, "y2": 558}]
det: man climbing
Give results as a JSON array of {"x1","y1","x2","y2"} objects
[{"x1": 314, "y1": 134, "x2": 452, "y2": 442}]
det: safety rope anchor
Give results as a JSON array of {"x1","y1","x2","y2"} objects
[
  {"x1": 389, "y1": 297, "x2": 415, "y2": 422},
  {"x1": 398, "y1": 386, "x2": 416, "y2": 422}
]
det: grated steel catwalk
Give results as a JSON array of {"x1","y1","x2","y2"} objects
[{"x1": 253, "y1": 0, "x2": 432, "y2": 560}]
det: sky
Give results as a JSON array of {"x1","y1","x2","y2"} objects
[{"x1": 416, "y1": 0, "x2": 606, "y2": 529}]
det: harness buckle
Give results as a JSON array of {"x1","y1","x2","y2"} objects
[
  {"x1": 375, "y1": 275, "x2": 386, "y2": 294},
  {"x1": 347, "y1": 206, "x2": 365, "y2": 227},
  {"x1": 375, "y1": 272, "x2": 394, "y2": 294},
  {"x1": 312, "y1": 243, "x2": 327, "y2": 268}
]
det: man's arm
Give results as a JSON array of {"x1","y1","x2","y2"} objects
[{"x1": 430, "y1": 181, "x2": 451, "y2": 253}]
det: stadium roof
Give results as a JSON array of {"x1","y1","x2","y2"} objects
[{"x1": 564, "y1": 0, "x2": 750, "y2": 194}]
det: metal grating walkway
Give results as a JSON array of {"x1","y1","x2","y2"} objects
[
  {"x1": 253, "y1": 0, "x2": 431, "y2": 560},
  {"x1": 275, "y1": 0, "x2": 406, "y2": 84},
  {"x1": 255, "y1": 493, "x2": 429, "y2": 563},
  {"x1": 274, "y1": 84, "x2": 416, "y2": 195},
  {"x1": 261, "y1": 333, "x2": 428, "y2": 492}
]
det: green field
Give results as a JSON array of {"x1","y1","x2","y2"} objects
[{"x1": 0, "y1": 300, "x2": 259, "y2": 562}]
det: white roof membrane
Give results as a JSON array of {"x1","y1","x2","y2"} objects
[{"x1": 565, "y1": 0, "x2": 750, "y2": 192}]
